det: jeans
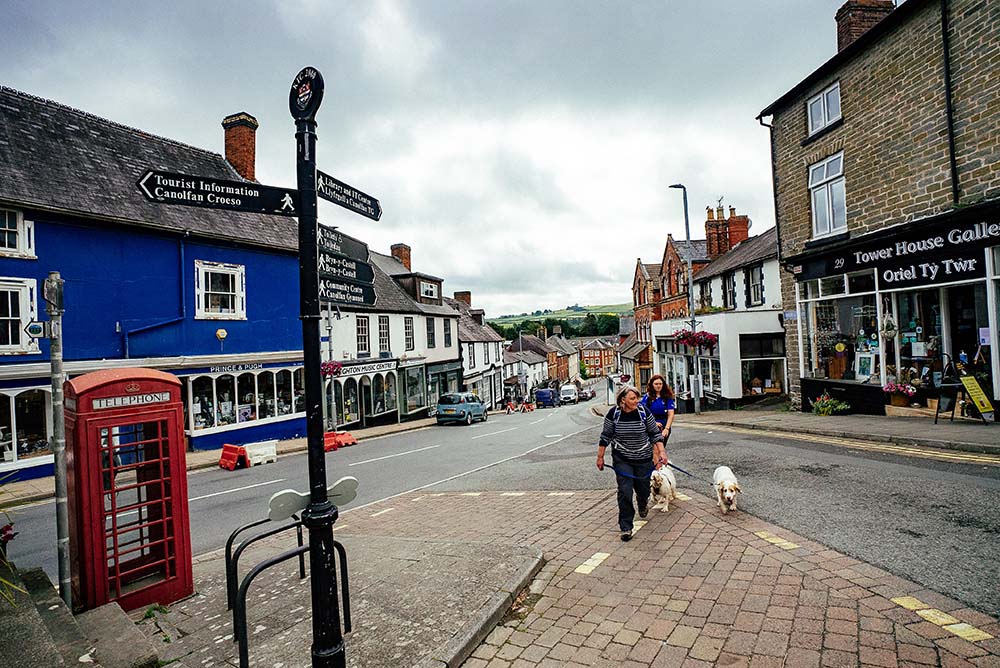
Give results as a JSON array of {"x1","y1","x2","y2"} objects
[{"x1": 612, "y1": 455, "x2": 652, "y2": 532}]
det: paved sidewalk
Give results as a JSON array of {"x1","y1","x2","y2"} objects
[
  {"x1": 0, "y1": 417, "x2": 437, "y2": 508},
  {"x1": 138, "y1": 482, "x2": 999, "y2": 668},
  {"x1": 678, "y1": 410, "x2": 1000, "y2": 455}
]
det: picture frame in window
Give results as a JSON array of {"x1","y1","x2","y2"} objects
[{"x1": 855, "y1": 352, "x2": 875, "y2": 382}]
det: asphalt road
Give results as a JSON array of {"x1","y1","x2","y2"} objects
[{"x1": 10, "y1": 400, "x2": 1000, "y2": 618}]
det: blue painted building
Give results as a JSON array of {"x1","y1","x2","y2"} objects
[{"x1": 0, "y1": 87, "x2": 309, "y2": 479}]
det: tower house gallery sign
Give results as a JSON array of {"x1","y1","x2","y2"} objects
[{"x1": 789, "y1": 210, "x2": 1000, "y2": 290}]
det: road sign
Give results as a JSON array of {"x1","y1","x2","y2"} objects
[
  {"x1": 319, "y1": 278, "x2": 377, "y2": 307},
  {"x1": 24, "y1": 320, "x2": 49, "y2": 339},
  {"x1": 137, "y1": 170, "x2": 298, "y2": 217},
  {"x1": 316, "y1": 170, "x2": 382, "y2": 221},
  {"x1": 318, "y1": 249, "x2": 374, "y2": 285},
  {"x1": 317, "y1": 225, "x2": 370, "y2": 262}
]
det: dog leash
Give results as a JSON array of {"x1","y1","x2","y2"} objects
[{"x1": 666, "y1": 462, "x2": 715, "y2": 487}]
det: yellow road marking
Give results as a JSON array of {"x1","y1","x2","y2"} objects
[
  {"x1": 916, "y1": 609, "x2": 961, "y2": 626},
  {"x1": 686, "y1": 424, "x2": 1000, "y2": 466},
  {"x1": 461, "y1": 492, "x2": 481, "y2": 496},
  {"x1": 410, "y1": 496, "x2": 425, "y2": 502},
  {"x1": 891, "y1": 597, "x2": 994, "y2": 642},
  {"x1": 501, "y1": 492, "x2": 526, "y2": 496},
  {"x1": 891, "y1": 596, "x2": 927, "y2": 610},
  {"x1": 575, "y1": 552, "x2": 611, "y2": 574},
  {"x1": 944, "y1": 623, "x2": 994, "y2": 642},
  {"x1": 754, "y1": 530, "x2": 799, "y2": 550},
  {"x1": 548, "y1": 492, "x2": 574, "y2": 496},
  {"x1": 332, "y1": 525, "x2": 349, "y2": 532},
  {"x1": 370, "y1": 508, "x2": 394, "y2": 517}
]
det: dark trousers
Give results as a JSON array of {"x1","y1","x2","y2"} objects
[{"x1": 612, "y1": 455, "x2": 652, "y2": 532}]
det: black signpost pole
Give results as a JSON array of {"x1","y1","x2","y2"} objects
[{"x1": 290, "y1": 67, "x2": 346, "y2": 668}]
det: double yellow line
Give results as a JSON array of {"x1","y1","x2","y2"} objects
[{"x1": 685, "y1": 424, "x2": 1000, "y2": 466}]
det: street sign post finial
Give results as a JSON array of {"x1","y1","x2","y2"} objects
[{"x1": 289, "y1": 67, "x2": 325, "y2": 122}]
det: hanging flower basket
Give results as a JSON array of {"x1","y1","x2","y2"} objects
[
  {"x1": 673, "y1": 329, "x2": 719, "y2": 350},
  {"x1": 321, "y1": 361, "x2": 343, "y2": 378}
]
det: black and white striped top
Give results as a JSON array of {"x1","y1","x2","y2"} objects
[{"x1": 599, "y1": 407, "x2": 663, "y2": 461}]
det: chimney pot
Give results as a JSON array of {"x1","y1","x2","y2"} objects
[
  {"x1": 835, "y1": 0, "x2": 894, "y2": 52},
  {"x1": 222, "y1": 112, "x2": 259, "y2": 181},
  {"x1": 390, "y1": 243, "x2": 411, "y2": 270},
  {"x1": 706, "y1": 206, "x2": 714, "y2": 221},
  {"x1": 454, "y1": 291, "x2": 472, "y2": 307},
  {"x1": 716, "y1": 205, "x2": 725, "y2": 220},
  {"x1": 729, "y1": 206, "x2": 736, "y2": 218}
]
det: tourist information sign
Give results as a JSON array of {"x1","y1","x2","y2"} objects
[
  {"x1": 316, "y1": 170, "x2": 382, "y2": 221},
  {"x1": 137, "y1": 170, "x2": 298, "y2": 217}
]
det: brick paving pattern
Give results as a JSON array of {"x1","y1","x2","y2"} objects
[{"x1": 341, "y1": 487, "x2": 999, "y2": 668}]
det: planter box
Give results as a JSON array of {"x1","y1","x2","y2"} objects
[{"x1": 884, "y1": 404, "x2": 935, "y2": 418}]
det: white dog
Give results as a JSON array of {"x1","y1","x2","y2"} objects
[
  {"x1": 713, "y1": 466, "x2": 742, "y2": 514},
  {"x1": 650, "y1": 466, "x2": 677, "y2": 512}
]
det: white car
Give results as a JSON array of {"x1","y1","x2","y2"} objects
[{"x1": 559, "y1": 385, "x2": 578, "y2": 404}]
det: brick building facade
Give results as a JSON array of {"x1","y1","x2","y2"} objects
[{"x1": 760, "y1": 0, "x2": 1000, "y2": 414}]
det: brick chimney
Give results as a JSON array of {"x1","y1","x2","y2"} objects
[
  {"x1": 222, "y1": 112, "x2": 259, "y2": 181},
  {"x1": 705, "y1": 207, "x2": 730, "y2": 260},
  {"x1": 390, "y1": 243, "x2": 411, "y2": 270},
  {"x1": 836, "y1": 0, "x2": 894, "y2": 52},
  {"x1": 454, "y1": 291, "x2": 472, "y2": 307},
  {"x1": 727, "y1": 207, "x2": 751, "y2": 248}
]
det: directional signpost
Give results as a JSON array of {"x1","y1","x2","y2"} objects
[
  {"x1": 138, "y1": 170, "x2": 298, "y2": 216},
  {"x1": 137, "y1": 65, "x2": 382, "y2": 668},
  {"x1": 317, "y1": 170, "x2": 382, "y2": 221}
]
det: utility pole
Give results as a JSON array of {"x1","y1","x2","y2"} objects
[
  {"x1": 669, "y1": 184, "x2": 701, "y2": 414},
  {"x1": 44, "y1": 272, "x2": 71, "y2": 606}
]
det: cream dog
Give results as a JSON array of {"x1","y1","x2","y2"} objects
[
  {"x1": 650, "y1": 466, "x2": 677, "y2": 512},
  {"x1": 713, "y1": 466, "x2": 741, "y2": 513}
]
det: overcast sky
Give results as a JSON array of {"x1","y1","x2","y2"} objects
[{"x1": 3, "y1": 1, "x2": 855, "y2": 317}]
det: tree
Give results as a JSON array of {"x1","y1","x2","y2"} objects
[{"x1": 580, "y1": 314, "x2": 598, "y2": 336}]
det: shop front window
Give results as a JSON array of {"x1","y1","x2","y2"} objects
[
  {"x1": 216, "y1": 374, "x2": 237, "y2": 426},
  {"x1": 343, "y1": 378, "x2": 359, "y2": 424},
  {"x1": 0, "y1": 389, "x2": 51, "y2": 464},
  {"x1": 334, "y1": 380, "x2": 344, "y2": 425},
  {"x1": 294, "y1": 368, "x2": 305, "y2": 412},
  {"x1": 800, "y1": 294, "x2": 879, "y2": 383},
  {"x1": 237, "y1": 373, "x2": 257, "y2": 422},
  {"x1": 742, "y1": 359, "x2": 785, "y2": 396},
  {"x1": 373, "y1": 374, "x2": 386, "y2": 414},
  {"x1": 404, "y1": 366, "x2": 426, "y2": 413},
  {"x1": 257, "y1": 371, "x2": 275, "y2": 419},
  {"x1": 385, "y1": 372, "x2": 398, "y2": 411},
  {"x1": 0, "y1": 395, "x2": 12, "y2": 464},
  {"x1": 276, "y1": 370, "x2": 293, "y2": 416},
  {"x1": 192, "y1": 376, "x2": 215, "y2": 430}
]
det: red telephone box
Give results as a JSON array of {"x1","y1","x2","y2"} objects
[{"x1": 65, "y1": 368, "x2": 193, "y2": 612}]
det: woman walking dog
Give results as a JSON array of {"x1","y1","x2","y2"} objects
[{"x1": 597, "y1": 385, "x2": 667, "y2": 541}]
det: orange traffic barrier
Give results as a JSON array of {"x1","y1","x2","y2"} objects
[
  {"x1": 219, "y1": 444, "x2": 248, "y2": 471},
  {"x1": 323, "y1": 431, "x2": 357, "y2": 452}
]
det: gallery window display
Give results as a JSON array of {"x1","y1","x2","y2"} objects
[
  {"x1": 324, "y1": 371, "x2": 399, "y2": 428},
  {"x1": 187, "y1": 366, "x2": 305, "y2": 432},
  {"x1": 0, "y1": 388, "x2": 51, "y2": 466}
]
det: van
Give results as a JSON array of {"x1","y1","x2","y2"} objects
[
  {"x1": 560, "y1": 384, "x2": 578, "y2": 404},
  {"x1": 534, "y1": 388, "x2": 558, "y2": 408}
]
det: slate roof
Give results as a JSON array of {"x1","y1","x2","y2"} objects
[
  {"x1": 443, "y1": 297, "x2": 503, "y2": 343},
  {"x1": 618, "y1": 332, "x2": 649, "y2": 360},
  {"x1": 504, "y1": 349, "x2": 547, "y2": 366},
  {"x1": 642, "y1": 263, "x2": 661, "y2": 279},
  {"x1": 0, "y1": 86, "x2": 298, "y2": 251},
  {"x1": 512, "y1": 333, "x2": 556, "y2": 356},
  {"x1": 369, "y1": 252, "x2": 457, "y2": 317},
  {"x1": 673, "y1": 239, "x2": 710, "y2": 263},
  {"x1": 693, "y1": 227, "x2": 778, "y2": 282},
  {"x1": 546, "y1": 335, "x2": 577, "y2": 356},
  {"x1": 580, "y1": 337, "x2": 614, "y2": 351}
]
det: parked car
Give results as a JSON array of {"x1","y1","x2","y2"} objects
[
  {"x1": 578, "y1": 387, "x2": 596, "y2": 401},
  {"x1": 534, "y1": 388, "x2": 559, "y2": 408},
  {"x1": 436, "y1": 392, "x2": 488, "y2": 425},
  {"x1": 559, "y1": 384, "x2": 579, "y2": 404}
]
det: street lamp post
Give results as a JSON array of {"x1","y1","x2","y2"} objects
[{"x1": 669, "y1": 183, "x2": 701, "y2": 415}]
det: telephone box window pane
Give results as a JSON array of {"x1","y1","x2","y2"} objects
[
  {"x1": 237, "y1": 373, "x2": 256, "y2": 423},
  {"x1": 257, "y1": 371, "x2": 275, "y2": 419},
  {"x1": 216, "y1": 375, "x2": 236, "y2": 426},
  {"x1": 192, "y1": 376, "x2": 215, "y2": 430},
  {"x1": 15, "y1": 389, "x2": 48, "y2": 459},
  {"x1": 276, "y1": 370, "x2": 293, "y2": 415},
  {"x1": 0, "y1": 396, "x2": 13, "y2": 464}
]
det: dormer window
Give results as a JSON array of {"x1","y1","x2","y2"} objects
[
  {"x1": 807, "y1": 82, "x2": 841, "y2": 136},
  {"x1": 420, "y1": 281, "x2": 438, "y2": 298}
]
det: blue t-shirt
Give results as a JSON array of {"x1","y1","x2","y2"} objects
[{"x1": 640, "y1": 395, "x2": 676, "y2": 424}]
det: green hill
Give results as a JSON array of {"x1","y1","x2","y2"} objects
[{"x1": 489, "y1": 303, "x2": 632, "y2": 325}]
